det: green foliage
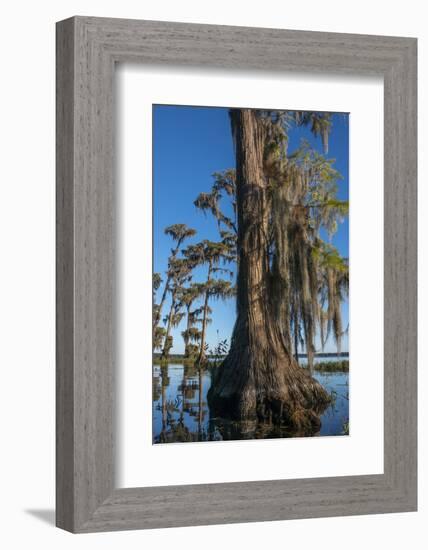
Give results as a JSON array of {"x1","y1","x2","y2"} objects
[
  {"x1": 153, "y1": 326, "x2": 166, "y2": 351},
  {"x1": 153, "y1": 224, "x2": 196, "y2": 333},
  {"x1": 184, "y1": 343, "x2": 200, "y2": 359},
  {"x1": 194, "y1": 171, "x2": 237, "y2": 237},
  {"x1": 164, "y1": 224, "x2": 196, "y2": 242},
  {"x1": 182, "y1": 326, "x2": 201, "y2": 341},
  {"x1": 311, "y1": 360, "x2": 349, "y2": 372},
  {"x1": 182, "y1": 238, "x2": 236, "y2": 362},
  {"x1": 153, "y1": 272, "x2": 162, "y2": 292},
  {"x1": 194, "y1": 278, "x2": 235, "y2": 301},
  {"x1": 294, "y1": 111, "x2": 332, "y2": 153},
  {"x1": 259, "y1": 111, "x2": 349, "y2": 369},
  {"x1": 160, "y1": 256, "x2": 196, "y2": 359},
  {"x1": 162, "y1": 335, "x2": 173, "y2": 357},
  {"x1": 184, "y1": 239, "x2": 235, "y2": 267}
]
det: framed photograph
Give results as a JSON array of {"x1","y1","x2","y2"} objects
[
  {"x1": 150, "y1": 104, "x2": 350, "y2": 445},
  {"x1": 56, "y1": 16, "x2": 417, "y2": 532}
]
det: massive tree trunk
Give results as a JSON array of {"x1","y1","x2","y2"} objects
[{"x1": 208, "y1": 109, "x2": 329, "y2": 434}]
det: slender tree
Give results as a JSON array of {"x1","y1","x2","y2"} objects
[
  {"x1": 178, "y1": 284, "x2": 202, "y2": 358},
  {"x1": 152, "y1": 273, "x2": 166, "y2": 351},
  {"x1": 153, "y1": 224, "x2": 196, "y2": 331},
  {"x1": 153, "y1": 272, "x2": 162, "y2": 297},
  {"x1": 160, "y1": 258, "x2": 191, "y2": 360},
  {"x1": 208, "y1": 109, "x2": 348, "y2": 433},
  {"x1": 153, "y1": 326, "x2": 167, "y2": 351},
  {"x1": 184, "y1": 240, "x2": 235, "y2": 364}
]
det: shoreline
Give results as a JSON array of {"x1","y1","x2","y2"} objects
[{"x1": 153, "y1": 357, "x2": 350, "y2": 373}]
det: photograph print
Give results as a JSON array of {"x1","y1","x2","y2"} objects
[{"x1": 152, "y1": 105, "x2": 349, "y2": 444}]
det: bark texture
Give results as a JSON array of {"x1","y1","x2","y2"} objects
[{"x1": 208, "y1": 110, "x2": 330, "y2": 434}]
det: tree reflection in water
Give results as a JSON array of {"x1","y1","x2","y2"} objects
[
  {"x1": 155, "y1": 364, "x2": 211, "y2": 443},
  {"x1": 153, "y1": 363, "x2": 349, "y2": 443}
]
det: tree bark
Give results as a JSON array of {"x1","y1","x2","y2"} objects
[{"x1": 208, "y1": 109, "x2": 329, "y2": 434}]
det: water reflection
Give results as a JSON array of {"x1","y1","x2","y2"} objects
[{"x1": 153, "y1": 362, "x2": 349, "y2": 444}]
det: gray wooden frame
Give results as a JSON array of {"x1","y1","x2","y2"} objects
[{"x1": 56, "y1": 16, "x2": 417, "y2": 533}]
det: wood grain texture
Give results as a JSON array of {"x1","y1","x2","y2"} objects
[
  {"x1": 56, "y1": 18, "x2": 75, "y2": 531},
  {"x1": 56, "y1": 16, "x2": 417, "y2": 533}
]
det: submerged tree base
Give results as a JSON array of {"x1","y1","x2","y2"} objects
[{"x1": 208, "y1": 352, "x2": 331, "y2": 436}]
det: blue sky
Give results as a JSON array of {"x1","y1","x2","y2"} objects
[{"x1": 153, "y1": 105, "x2": 349, "y2": 354}]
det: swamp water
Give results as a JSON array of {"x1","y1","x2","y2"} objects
[{"x1": 153, "y1": 359, "x2": 349, "y2": 444}]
